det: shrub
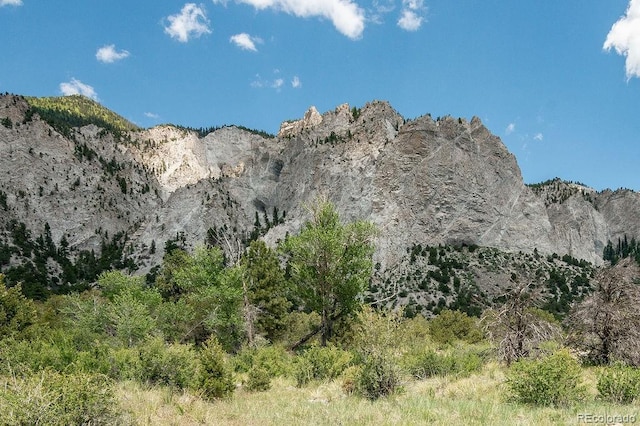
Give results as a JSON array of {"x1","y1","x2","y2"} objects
[
  {"x1": 506, "y1": 349, "x2": 585, "y2": 407},
  {"x1": 402, "y1": 348, "x2": 484, "y2": 379},
  {"x1": 346, "y1": 307, "x2": 405, "y2": 357},
  {"x1": 198, "y1": 336, "x2": 235, "y2": 400},
  {"x1": 428, "y1": 309, "x2": 483, "y2": 345},
  {"x1": 278, "y1": 311, "x2": 321, "y2": 349},
  {"x1": 0, "y1": 334, "x2": 80, "y2": 375},
  {"x1": 597, "y1": 362, "x2": 640, "y2": 404},
  {"x1": 0, "y1": 279, "x2": 37, "y2": 338},
  {"x1": 71, "y1": 340, "x2": 117, "y2": 376},
  {"x1": 341, "y1": 365, "x2": 362, "y2": 395},
  {"x1": 137, "y1": 337, "x2": 200, "y2": 389},
  {"x1": 0, "y1": 370, "x2": 129, "y2": 425},
  {"x1": 107, "y1": 346, "x2": 143, "y2": 380},
  {"x1": 244, "y1": 366, "x2": 271, "y2": 392},
  {"x1": 354, "y1": 354, "x2": 402, "y2": 400},
  {"x1": 233, "y1": 344, "x2": 293, "y2": 378},
  {"x1": 294, "y1": 346, "x2": 354, "y2": 387}
]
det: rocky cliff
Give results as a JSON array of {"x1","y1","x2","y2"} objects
[{"x1": 0, "y1": 94, "x2": 637, "y2": 292}]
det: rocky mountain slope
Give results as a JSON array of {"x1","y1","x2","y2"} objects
[{"x1": 0, "y1": 93, "x2": 638, "y2": 300}]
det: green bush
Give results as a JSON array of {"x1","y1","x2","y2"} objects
[
  {"x1": 0, "y1": 279, "x2": 37, "y2": 339},
  {"x1": 0, "y1": 370, "x2": 129, "y2": 425},
  {"x1": 137, "y1": 337, "x2": 201, "y2": 389},
  {"x1": 354, "y1": 354, "x2": 402, "y2": 400},
  {"x1": 233, "y1": 344, "x2": 293, "y2": 378},
  {"x1": 71, "y1": 340, "x2": 117, "y2": 376},
  {"x1": 0, "y1": 335, "x2": 79, "y2": 375},
  {"x1": 341, "y1": 365, "x2": 362, "y2": 395},
  {"x1": 294, "y1": 345, "x2": 354, "y2": 387},
  {"x1": 244, "y1": 366, "x2": 271, "y2": 392},
  {"x1": 198, "y1": 336, "x2": 235, "y2": 400},
  {"x1": 402, "y1": 348, "x2": 484, "y2": 379},
  {"x1": 428, "y1": 309, "x2": 483, "y2": 345},
  {"x1": 597, "y1": 362, "x2": 640, "y2": 404},
  {"x1": 506, "y1": 349, "x2": 585, "y2": 407},
  {"x1": 107, "y1": 346, "x2": 143, "y2": 380}
]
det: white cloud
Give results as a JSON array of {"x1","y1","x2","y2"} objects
[
  {"x1": 369, "y1": 0, "x2": 395, "y2": 24},
  {"x1": 398, "y1": 0, "x2": 426, "y2": 31},
  {"x1": 230, "y1": 33, "x2": 262, "y2": 51},
  {"x1": 96, "y1": 44, "x2": 130, "y2": 63},
  {"x1": 505, "y1": 123, "x2": 515, "y2": 135},
  {"x1": 164, "y1": 3, "x2": 211, "y2": 43},
  {"x1": 533, "y1": 133, "x2": 544, "y2": 141},
  {"x1": 217, "y1": 0, "x2": 366, "y2": 39},
  {"x1": 59, "y1": 78, "x2": 98, "y2": 100},
  {"x1": 291, "y1": 75, "x2": 302, "y2": 88},
  {"x1": 398, "y1": 10, "x2": 422, "y2": 31},
  {"x1": 604, "y1": 0, "x2": 640, "y2": 80},
  {"x1": 144, "y1": 112, "x2": 160, "y2": 119},
  {"x1": 251, "y1": 73, "x2": 287, "y2": 90},
  {"x1": 0, "y1": 0, "x2": 22, "y2": 6}
]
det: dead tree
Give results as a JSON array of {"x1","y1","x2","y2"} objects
[
  {"x1": 566, "y1": 258, "x2": 640, "y2": 366},
  {"x1": 482, "y1": 271, "x2": 561, "y2": 365}
]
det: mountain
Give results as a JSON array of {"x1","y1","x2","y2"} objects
[{"x1": 0, "y1": 93, "x2": 638, "y2": 305}]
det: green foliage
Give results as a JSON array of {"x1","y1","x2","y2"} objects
[
  {"x1": 428, "y1": 309, "x2": 484, "y2": 345},
  {"x1": 103, "y1": 346, "x2": 142, "y2": 380},
  {"x1": 346, "y1": 307, "x2": 405, "y2": 358},
  {"x1": 155, "y1": 247, "x2": 243, "y2": 348},
  {"x1": 283, "y1": 198, "x2": 376, "y2": 345},
  {"x1": 0, "y1": 276, "x2": 37, "y2": 338},
  {"x1": 1, "y1": 116, "x2": 12, "y2": 129},
  {"x1": 0, "y1": 335, "x2": 75, "y2": 375},
  {"x1": 340, "y1": 365, "x2": 362, "y2": 395},
  {"x1": 294, "y1": 345, "x2": 354, "y2": 386},
  {"x1": 350, "y1": 106, "x2": 361, "y2": 121},
  {"x1": 117, "y1": 176, "x2": 127, "y2": 194},
  {"x1": 597, "y1": 362, "x2": 640, "y2": 404},
  {"x1": 0, "y1": 221, "x2": 134, "y2": 299},
  {"x1": 242, "y1": 240, "x2": 291, "y2": 341},
  {"x1": 0, "y1": 370, "x2": 128, "y2": 425},
  {"x1": 402, "y1": 347, "x2": 484, "y2": 379},
  {"x1": 198, "y1": 336, "x2": 235, "y2": 400},
  {"x1": 603, "y1": 235, "x2": 640, "y2": 265},
  {"x1": 244, "y1": 366, "x2": 271, "y2": 392},
  {"x1": 354, "y1": 353, "x2": 402, "y2": 400},
  {"x1": 233, "y1": 344, "x2": 293, "y2": 378},
  {"x1": 98, "y1": 271, "x2": 161, "y2": 347},
  {"x1": 56, "y1": 290, "x2": 111, "y2": 347},
  {"x1": 235, "y1": 124, "x2": 275, "y2": 139},
  {"x1": 506, "y1": 349, "x2": 585, "y2": 407},
  {"x1": 136, "y1": 337, "x2": 201, "y2": 390},
  {"x1": 278, "y1": 311, "x2": 322, "y2": 348},
  {"x1": 25, "y1": 95, "x2": 138, "y2": 138},
  {"x1": 154, "y1": 248, "x2": 192, "y2": 299}
]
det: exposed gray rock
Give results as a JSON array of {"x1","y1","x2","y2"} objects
[{"x1": 1, "y1": 93, "x2": 639, "y2": 280}]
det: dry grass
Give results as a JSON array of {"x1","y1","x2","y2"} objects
[{"x1": 116, "y1": 363, "x2": 640, "y2": 426}]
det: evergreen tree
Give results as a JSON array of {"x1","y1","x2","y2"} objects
[{"x1": 242, "y1": 240, "x2": 291, "y2": 342}]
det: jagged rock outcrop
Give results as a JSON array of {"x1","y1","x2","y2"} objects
[{"x1": 1, "y1": 93, "x2": 639, "y2": 284}]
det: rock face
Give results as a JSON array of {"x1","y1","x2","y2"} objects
[{"x1": 0, "y1": 93, "x2": 639, "y2": 279}]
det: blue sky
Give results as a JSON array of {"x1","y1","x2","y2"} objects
[{"x1": 1, "y1": 0, "x2": 639, "y2": 191}]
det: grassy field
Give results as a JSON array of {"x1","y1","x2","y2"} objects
[{"x1": 116, "y1": 362, "x2": 639, "y2": 426}]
